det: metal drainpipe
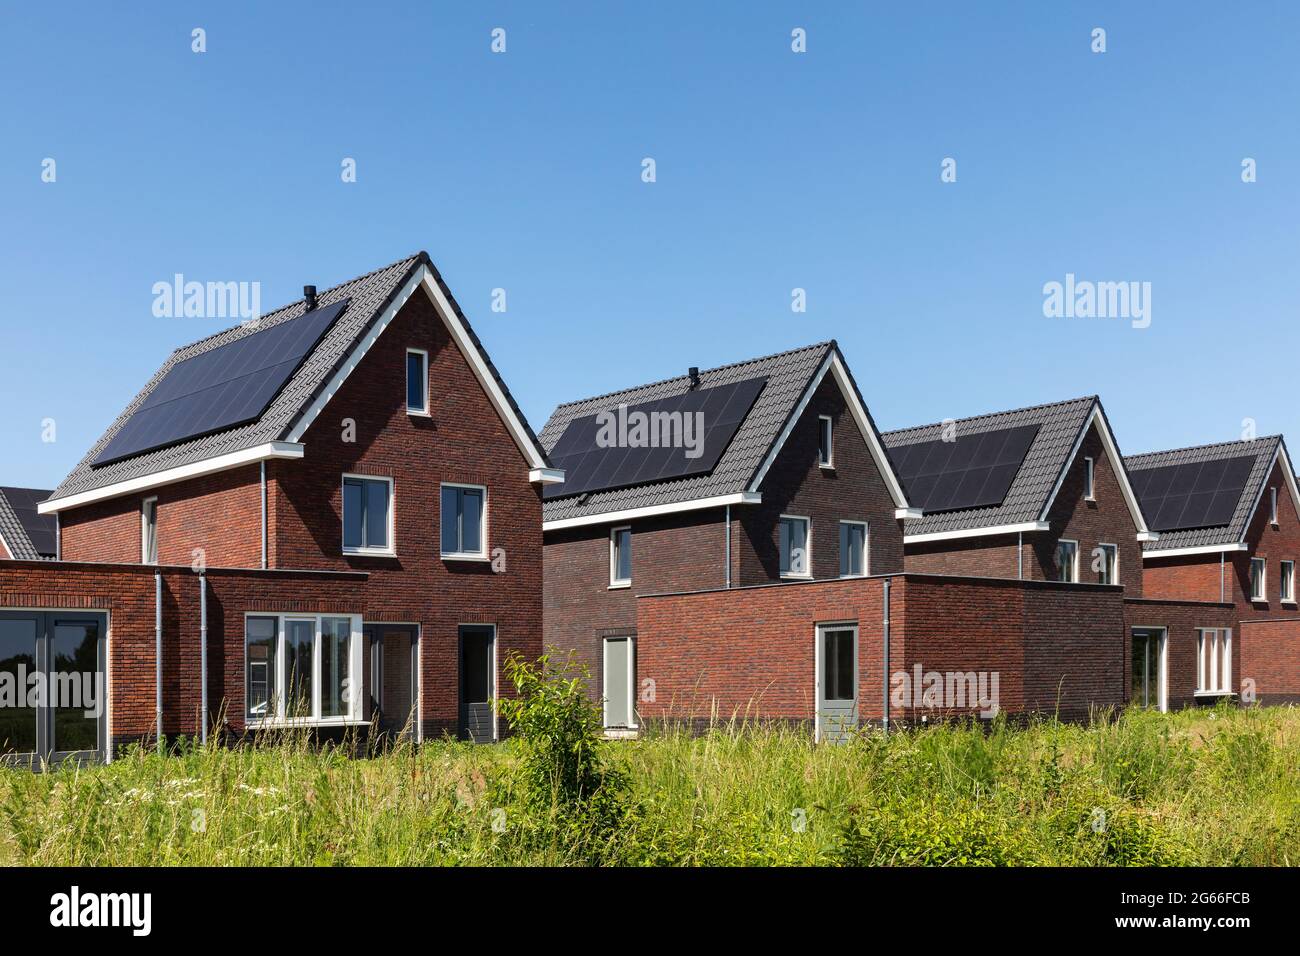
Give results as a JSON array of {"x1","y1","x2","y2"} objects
[
  {"x1": 260, "y1": 461, "x2": 268, "y2": 570},
  {"x1": 882, "y1": 577, "x2": 891, "y2": 736},
  {"x1": 55, "y1": 514, "x2": 61, "y2": 561},
  {"x1": 1017, "y1": 531, "x2": 1023, "y2": 580},
  {"x1": 154, "y1": 570, "x2": 163, "y2": 752},
  {"x1": 200, "y1": 571, "x2": 209, "y2": 745},
  {"x1": 1220, "y1": 550, "x2": 1225, "y2": 603},
  {"x1": 724, "y1": 504, "x2": 731, "y2": 589}
]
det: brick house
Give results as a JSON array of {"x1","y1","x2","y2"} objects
[
  {"x1": 1, "y1": 252, "x2": 561, "y2": 764},
  {"x1": 540, "y1": 342, "x2": 915, "y2": 729},
  {"x1": 0, "y1": 487, "x2": 56, "y2": 560}
]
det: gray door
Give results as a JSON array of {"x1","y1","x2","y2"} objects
[
  {"x1": 459, "y1": 625, "x2": 495, "y2": 743},
  {"x1": 817, "y1": 624, "x2": 858, "y2": 743},
  {"x1": 365, "y1": 624, "x2": 418, "y2": 740},
  {"x1": 603, "y1": 636, "x2": 635, "y2": 729}
]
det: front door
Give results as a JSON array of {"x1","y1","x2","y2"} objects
[
  {"x1": 0, "y1": 611, "x2": 106, "y2": 767},
  {"x1": 363, "y1": 624, "x2": 418, "y2": 741},
  {"x1": 459, "y1": 625, "x2": 496, "y2": 743},
  {"x1": 603, "y1": 636, "x2": 636, "y2": 729},
  {"x1": 816, "y1": 624, "x2": 858, "y2": 743},
  {"x1": 1131, "y1": 628, "x2": 1166, "y2": 711}
]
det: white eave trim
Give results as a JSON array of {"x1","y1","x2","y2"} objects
[
  {"x1": 543, "y1": 492, "x2": 761, "y2": 532},
  {"x1": 0, "y1": 530, "x2": 12, "y2": 560},
  {"x1": 904, "y1": 520, "x2": 1049, "y2": 544},
  {"x1": 1239, "y1": 442, "x2": 1300, "y2": 546},
  {"x1": 38, "y1": 442, "x2": 305, "y2": 514},
  {"x1": 1142, "y1": 542, "x2": 1249, "y2": 559},
  {"x1": 895, "y1": 508, "x2": 923, "y2": 519},
  {"x1": 747, "y1": 350, "x2": 911, "y2": 510},
  {"x1": 530, "y1": 468, "x2": 565, "y2": 485},
  {"x1": 1039, "y1": 403, "x2": 1152, "y2": 537},
  {"x1": 1136, "y1": 531, "x2": 1161, "y2": 542}
]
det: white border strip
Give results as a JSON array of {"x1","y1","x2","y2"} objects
[
  {"x1": 904, "y1": 520, "x2": 1049, "y2": 544},
  {"x1": 543, "y1": 492, "x2": 761, "y2": 532},
  {"x1": 1142, "y1": 542, "x2": 1249, "y2": 559}
]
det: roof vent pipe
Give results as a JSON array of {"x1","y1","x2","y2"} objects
[
  {"x1": 688, "y1": 367, "x2": 700, "y2": 390},
  {"x1": 303, "y1": 285, "x2": 318, "y2": 311}
]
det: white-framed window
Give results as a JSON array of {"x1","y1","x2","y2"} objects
[
  {"x1": 609, "y1": 525, "x2": 632, "y2": 588},
  {"x1": 1096, "y1": 542, "x2": 1118, "y2": 585},
  {"x1": 1270, "y1": 487, "x2": 1279, "y2": 525},
  {"x1": 406, "y1": 348, "x2": 429, "y2": 415},
  {"x1": 818, "y1": 415, "x2": 834, "y2": 468},
  {"x1": 1055, "y1": 539, "x2": 1079, "y2": 583},
  {"x1": 245, "y1": 613, "x2": 363, "y2": 724},
  {"x1": 1196, "y1": 627, "x2": 1232, "y2": 695},
  {"x1": 1281, "y1": 560, "x2": 1295, "y2": 603},
  {"x1": 342, "y1": 474, "x2": 394, "y2": 555},
  {"x1": 140, "y1": 496, "x2": 158, "y2": 565},
  {"x1": 839, "y1": 520, "x2": 867, "y2": 578},
  {"x1": 779, "y1": 515, "x2": 811, "y2": 578},
  {"x1": 1083, "y1": 457, "x2": 1095, "y2": 501},
  {"x1": 441, "y1": 483, "x2": 487, "y2": 559},
  {"x1": 1250, "y1": 557, "x2": 1267, "y2": 602}
]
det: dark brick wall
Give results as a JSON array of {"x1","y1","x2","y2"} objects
[{"x1": 1123, "y1": 598, "x2": 1238, "y2": 710}]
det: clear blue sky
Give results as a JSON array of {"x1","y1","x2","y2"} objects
[{"x1": 3, "y1": 2, "x2": 1297, "y2": 490}]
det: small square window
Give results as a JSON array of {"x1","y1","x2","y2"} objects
[
  {"x1": 406, "y1": 349, "x2": 429, "y2": 414},
  {"x1": 779, "y1": 516, "x2": 810, "y2": 577},
  {"x1": 1250, "y1": 557, "x2": 1267, "y2": 601},
  {"x1": 610, "y1": 526, "x2": 632, "y2": 587},
  {"x1": 441, "y1": 484, "x2": 486, "y2": 558},
  {"x1": 1055, "y1": 540, "x2": 1078, "y2": 583},
  {"x1": 342, "y1": 476, "x2": 393, "y2": 554},
  {"x1": 818, "y1": 416, "x2": 833, "y2": 468},
  {"x1": 1083, "y1": 457, "x2": 1095, "y2": 501}
]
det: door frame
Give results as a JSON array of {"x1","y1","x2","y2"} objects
[
  {"x1": 601, "y1": 634, "x2": 637, "y2": 730},
  {"x1": 458, "y1": 623, "x2": 498, "y2": 742},
  {"x1": 1130, "y1": 626, "x2": 1168, "y2": 712},
  {"x1": 363, "y1": 622, "x2": 421, "y2": 744},
  {"x1": 814, "y1": 620, "x2": 859, "y2": 743}
]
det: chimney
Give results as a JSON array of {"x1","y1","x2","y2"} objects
[
  {"x1": 688, "y1": 367, "x2": 700, "y2": 390},
  {"x1": 303, "y1": 285, "x2": 318, "y2": 311}
]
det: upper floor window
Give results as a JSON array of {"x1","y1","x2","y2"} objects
[
  {"x1": 141, "y1": 497, "x2": 158, "y2": 564},
  {"x1": 1083, "y1": 457, "x2": 1095, "y2": 501},
  {"x1": 779, "y1": 515, "x2": 810, "y2": 578},
  {"x1": 441, "y1": 483, "x2": 486, "y2": 559},
  {"x1": 1096, "y1": 543, "x2": 1118, "y2": 585},
  {"x1": 342, "y1": 475, "x2": 393, "y2": 555},
  {"x1": 818, "y1": 416, "x2": 834, "y2": 468},
  {"x1": 1197, "y1": 628, "x2": 1231, "y2": 694},
  {"x1": 610, "y1": 526, "x2": 632, "y2": 587},
  {"x1": 1281, "y1": 560, "x2": 1295, "y2": 603},
  {"x1": 406, "y1": 348, "x2": 429, "y2": 415},
  {"x1": 1250, "y1": 557, "x2": 1267, "y2": 602},
  {"x1": 839, "y1": 521, "x2": 867, "y2": 578},
  {"x1": 1055, "y1": 539, "x2": 1078, "y2": 583},
  {"x1": 1270, "y1": 487, "x2": 1278, "y2": 525}
]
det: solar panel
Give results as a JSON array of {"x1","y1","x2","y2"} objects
[
  {"x1": 544, "y1": 377, "x2": 768, "y2": 500},
  {"x1": 0, "y1": 488, "x2": 57, "y2": 557},
  {"x1": 91, "y1": 299, "x2": 350, "y2": 467},
  {"x1": 890, "y1": 423, "x2": 1040, "y2": 514},
  {"x1": 1133, "y1": 454, "x2": 1255, "y2": 532}
]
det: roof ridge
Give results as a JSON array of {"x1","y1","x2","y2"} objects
[
  {"x1": 1126, "y1": 434, "x2": 1280, "y2": 463},
  {"x1": 882, "y1": 394, "x2": 1097, "y2": 438},
  {"x1": 550, "y1": 341, "x2": 833, "y2": 411}
]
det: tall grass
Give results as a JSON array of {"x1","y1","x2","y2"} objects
[{"x1": 0, "y1": 704, "x2": 1295, "y2": 866}]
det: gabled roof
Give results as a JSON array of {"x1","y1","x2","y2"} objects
[
  {"x1": 883, "y1": 395, "x2": 1151, "y2": 542},
  {"x1": 0, "y1": 487, "x2": 56, "y2": 559},
  {"x1": 42, "y1": 253, "x2": 554, "y2": 514},
  {"x1": 1125, "y1": 436, "x2": 1298, "y2": 555},
  {"x1": 540, "y1": 341, "x2": 910, "y2": 529}
]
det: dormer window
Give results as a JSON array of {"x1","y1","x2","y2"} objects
[{"x1": 406, "y1": 348, "x2": 429, "y2": 415}]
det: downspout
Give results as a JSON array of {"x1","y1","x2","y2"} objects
[
  {"x1": 260, "y1": 461, "x2": 268, "y2": 570},
  {"x1": 1017, "y1": 531, "x2": 1023, "y2": 580},
  {"x1": 882, "y1": 576, "x2": 891, "y2": 736},
  {"x1": 55, "y1": 514, "x2": 61, "y2": 561},
  {"x1": 154, "y1": 570, "x2": 163, "y2": 752},
  {"x1": 200, "y1": 571, "x2": 209, "y2": 745},
  {"x1": 724, "y1": 504, "x2": 732, "y2": 589},
  {"x1": 1220, "y1": 550, "x2": 1225, "y2": 603}
]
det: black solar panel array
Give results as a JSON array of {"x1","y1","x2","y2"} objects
[
  {"x1": 1129, "y1": 454, "x2": 1255, "y2": 532},
  {"x1": 91, "y1": 299, "x2": 350, "y2": 467},
  {"x1": 544, "y1": 377, "x2": 768, "y2": 500},
  {"x1": 0, "y1": 487, "x2": 57, "y2": 557},
  {"x1": 890, "y1": 423, "x2": 1040, "y2": 514}
]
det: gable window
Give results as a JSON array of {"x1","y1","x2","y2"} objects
[
  {"x1": 1196, "y1": 628, "x2": 1232, "y2": 695},
  {"x1": 1281, "y1": 560, "x2": 1295, "y2": 603},
  {"x1": 1270, "y1": 487, "x2": 1278, "y2": 525},
  {"x1": 441, "y1": 483, "x2": 486, "y2": 558},
  {"x1": 779, "y1": 515, "x2": 810, "y2": 578},
  {"x1": 245, "y1": 614, "x2": 361, "y2": 724},
  {"x1": 818, "y1": 416, "x2": 834, "y2": 468},
  {"x1": 1083, "y1": 457, "x2": 1095, "y2": 501},
  {"x1": 342, "y1": 475, "x2": 393, "y2": 555},
  {"x1": 1250, "y1": 557, "x2": 1266, "y2": 602},
  {"x1": 609, "y1": 526, "x2": 632, "y2": 587},
  {"x1": 1055, "y1": 539, "x2": 1079, "y2": 583},
  {"x1": 839, "y1": 521, "x2": 867, "y2": 578},
  {"x1": 141, "y1": 497, "x2": 158, "y2": 564},
  {"x1": 1096, "y1": 543, "x2": 1118, "y2": 585},
  {"x1": 406, "y1": 348, "x2": 429, "y2": 415}
]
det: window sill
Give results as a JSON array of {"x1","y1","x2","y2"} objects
[
  {"x1": 247, "y1": 717, "x2": 366, "y2": 729},
  {"x1": 1282, "y1": 600, "x2": 1297, "y2": 607},
  {"x1": 442, "y1": 552, "x2": 489, "y2": 563},
  {"x1": 343, "y1": 548, "x2": 397, "y2": 558},
  {"x1": 407, "y1": 409, "x2": 432, "y2": 418},
  {"x1": 1193, "y1": 690, "x2": 1235, "y2": 699},
  {"x1": 819, "y1": 463, "x2": 835, "y2": 472},
  {"x1": 839, "y1": 573, "x2": 868, "y2": 580},
  {"x1": 780, "y1": 572, "x2": 813, "y2": 581},
  {"x1": 608, "y1": 581, "x2": 631, "y2": 590}
]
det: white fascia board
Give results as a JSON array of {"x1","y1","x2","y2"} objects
[
  {"x1": 38, "y1": 442, "x2": 305, "y2": 514},
  {"x1": 1142, "y1": 542, "x2": 1249, "y2": 559},
  {"x1": 1136, "y1": 531, "x2": 1161, "y2": 542},
  {"x1": 1038, "y1": 403, "x2": 1152, "y2": 537},
  {"x1": 1239, "y1": 442, "x2": 1300, "y2": 544},
  {"x1": 543, "y1": 492, "x2": 761, "y2": 532},
  {"x1": 530, "y1": 468, "x2": 566, "y2": 485},
  {"x1": 0, "y1": 531, "x2": 12, "y2": 560},
  {"x1": 895, "y1": 508, "x2": 923, "y2": 519},
  {"x1": 747, "y1": 351, "x2": 911, "y2": 510},
  {"x1": 904, "y1": 520, "x2": 1049, "y2": 544}
]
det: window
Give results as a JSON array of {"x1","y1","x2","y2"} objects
[
  {"x1": 1096, "y1": 543, "x2": 1118, "y2": 585},
  {"x1": 140, "y1": 497, "x2": 158, "y2": 564},
  {"x1": 1250, "y1": 557, "x2": 1266, "y2": 601},
  {"x1": 1083, "y1": 457, "x2": 1095, "y2": 501},
  {"x1": 342, "y1": 475, "x2": 393, "y2": 554},
  {"x1": 609, "y1": 526, "x2": 632, "y2": 587},
  {"x1": 822, "y1": 628, "x2": 855, "y2": 702},
  {"x1": 1270, "y1": 487, "x2": 1278, "y2": 525},
  {"x1": 779, "y1": 515, "x2": 810, "y2": 577},
  {"x1": 1055, "y1": 539, "x2": 1078, "y2": 583},
  {"x1": 406, "y1": 348, "x2": 429, "y2": 414},
  {"x1": 1281, "y1": 560, "x2": 1295, "y2": 603},
  {"x1": 245, "y1": 614, "x2": 360, "y2": 723},
  {"x1": 441, "y1": 483, "x2": 486, "y2": 558},
  {"x1": 1197, "y1": 628, "x2": 1232, "y2": 695},
  {"x1": 818, "y1": 416, "x2": 834, "y2": 468},
  {"x1": 839, "y1": 521, "x2": 867, "y2": 578}
]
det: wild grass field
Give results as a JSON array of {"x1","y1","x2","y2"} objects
[{"x1": 1, "y1": 662, "x2": 1296, "y2": 867}]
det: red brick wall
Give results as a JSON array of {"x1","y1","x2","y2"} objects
[
  {"x1": 904, "y1": 534, "x2": 1022, "y2": 579},
  {"x1": 1123, "y1": 599, "x2": 1238, "y2": 710},
  {"x1": 1239, "y1": 619, "x2": 1300, "y2": 703}
]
